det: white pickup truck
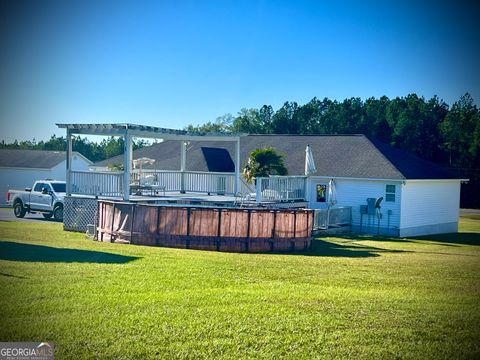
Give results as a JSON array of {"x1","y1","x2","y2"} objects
[{"x1": 6, "y1": 180, "x2": 65, "y2": 221}]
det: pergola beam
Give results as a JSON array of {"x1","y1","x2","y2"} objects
[
  {"x1": 57, "y1": 123, "x2": 243, "y2": 199},
  {"x1": 56, "y1": 123, "x2": 241, "y2": 142}
]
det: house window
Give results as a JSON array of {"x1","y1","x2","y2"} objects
[
  {"x1": 386, "y1": 184, "x2": 396, "y2": 202},
  {"x1": 316, "y1": 184, "x2": 327, "y2": 202}
]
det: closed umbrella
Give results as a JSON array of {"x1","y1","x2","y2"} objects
[
  {"x1": 328, "y1": 179, "x2": 337, "y2": 207},
  {"x1": 327, "y1": 179, "x2": 337, "y2": 228},
  {"x1": 305, "y1": 144, "x2": 317, "y2": 176}
]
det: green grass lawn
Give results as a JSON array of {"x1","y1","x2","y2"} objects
[{"x1": 0, "y1": 217, "x2": 479, "y2": 359}]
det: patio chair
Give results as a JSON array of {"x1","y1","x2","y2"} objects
[
  {"x1": 140, "y1": 174, "x2": 165, "y2": 196},
  {"x1": 261, "y1": 189, "x2": 280, "y2": 201}
]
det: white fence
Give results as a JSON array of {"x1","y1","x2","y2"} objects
[
  {"x1": 183, "y1": 171, "x2": 235, "y2": 194},
  {"x1": 71, "y1": 170, "x2": 237, "y2": 196},
  {"x1": 255, "y1": 176, "x2": 307, "y2": 203},
  {"x1": 133, "y1": 170, "x2": 236, "y2": 194},
  {"x1": 71, "y1": 171, "x2": 309, "y2": 200},
  {"x1": 131, "y1": 170, "x2": 182, "y2": 192},
  {"x1": 313, "y1": 207, "x2": 352, "y2": 230},
  {"x1": 71, "y1": 171, "x2": 124, "y2": 197}
]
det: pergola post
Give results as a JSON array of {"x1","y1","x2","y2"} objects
[
  {"x1": 56, "y1": 123, "x2": 243, "y2": 200},
  {"x1": 234, "y1": 137, "x2": 240, "y2": 194},
  {"x1": 66, "y1": 130, "x2": 73, "y2": 196},
  {"x1": 123, "y1": 132, "x2": 133, "y2": 201},
  {"x1": 180, "y1": 141, "x2": 186, "y2": 193}
]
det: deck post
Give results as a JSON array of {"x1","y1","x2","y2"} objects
[
  {"x1": 180, "y1": 141, "x2": 186, "y2": 193},
  {"x1": 123, "y1": 131, "x2": 133, "y2": 201},
  {"x1": 66, "y1": 130, "x2": 73, "y2": 196},
  {"x1": 304, "y1": 176, "x2": 309, "y2": 203},
  {"x1": 255, "y1": 179, "x2": 262, "y2": 204},
  {"x1": 234, "y1": 137, "x2": 240, "y2": 194}
]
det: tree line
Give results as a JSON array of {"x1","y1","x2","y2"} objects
[
  {"x1": 186, "y1": 93, "x2": 479, "y2": 168},
  {"x1": 3, "y1": 93, "x2": 477, "y2": 169},
  {"x1": 1, "y1": 93, "x2": 479, "y2": 207},
  {"x1": 185, "y1": 93, "x2": 480, "y2": 207},
  {"x1": 0, "y1": 136, "x2": 150, "y2": 163}
]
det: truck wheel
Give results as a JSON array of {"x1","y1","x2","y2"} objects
[
  {"x1": 43, "y1": 213, "x2": 53, "y2": 220},
  {"x1": 14, "y1": 201, "x2": 26, "y2": 218},
  {"x1": 53, "y1": 204, "x2": 63, "y2": 222}
]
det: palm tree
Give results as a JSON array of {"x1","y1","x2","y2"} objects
[{"x1": 243, "y1": 147, "x2": 288, "y2": 184}]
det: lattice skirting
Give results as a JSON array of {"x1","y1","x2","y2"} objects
[{"x1": 64, "y1": 196, "x2": 98, "y2": 232}]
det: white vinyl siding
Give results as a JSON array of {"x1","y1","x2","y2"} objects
[
  {"x1": 0, "y1": 168, "x2": 51, "y2": 205},
  {"x1": 50, "y1": 154, "x2": 90, "y2": 180},
  {"x1": 307, "y1": 177, "x2": 402, "y2": 233},
  {"x1": 399, "y1": 180, "x2": 460, "y2": 236}
]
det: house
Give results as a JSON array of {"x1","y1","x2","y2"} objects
[
  {"x1": 0, "y1": 149, "x2": 92, "y2": 205},
  {"x1": 92, "y1": 134, "x2": 464, "y2": 237}
]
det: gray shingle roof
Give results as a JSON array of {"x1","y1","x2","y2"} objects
[
  {"x1": 0, "y1": 149, "x2": 68, "y2": 169},
  {"x1": 94, "y1": 135, "x2": 459, "y2": 180},
  {"x1": 0, "y1": 149, "x2": 91, "y2": 169}
]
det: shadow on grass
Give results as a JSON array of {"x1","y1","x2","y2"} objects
[
  {"x1": 287, "y1": 238, "x2": 408, "y2": 258},
  {"x1": 0, "y1": 241, "x2": 139, "y2": 264},
  {"x1": 329, "y1": 231, "x2": 480, "y2": 247},
  {"x1": 0, "y1": 272, "x2": 27, "y2": 279},
  {"x1": 413, "y1": 232, "x2": 480, "y2": 246},
  {"x1": 326, "y1": 233, "x2": 420, "y2": 244}
]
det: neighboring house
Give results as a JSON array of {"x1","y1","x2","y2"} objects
[
  {"x1": 0, "y1": 149, "x2": 92, "y2": 205},
  {"x1": 92, "y1": 135, "x2": 464, "y2": 237}
]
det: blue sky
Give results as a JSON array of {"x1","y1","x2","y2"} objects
[{"x1": 1, "y1": 0, "x2": 479, "y2": 142}]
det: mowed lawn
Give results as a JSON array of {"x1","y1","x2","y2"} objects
[{"x1": 0, "y1": 215, "x2": 479, "y2": 359}]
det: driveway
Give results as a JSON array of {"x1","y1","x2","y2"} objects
[
  {"x1": 460, "y1": 209, "x2": 480, "y2": 215},
  {"x1": 0, "y1": 208, "x2": 57, "y2": 223}
]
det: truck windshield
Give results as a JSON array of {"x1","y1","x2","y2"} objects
[{"x1": 51, "y1": 183, "x2": 66, "y2": 193}]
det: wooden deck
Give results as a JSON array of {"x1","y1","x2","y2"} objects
[{"x1": 72, "y1": 191, "x2": 308, "y2": 209}]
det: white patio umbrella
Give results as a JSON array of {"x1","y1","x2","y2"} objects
[
  {"x1": 133, "y1": 157, "x2": 156, "y2": 186},
  {"x1": 328, "y1": 178, "x2": 337, "y2": 207},
  {"x1": 327, "y1": 179, "x2": 337, "y2": 228},
  {"x1": 305, "y1": 144, "x2": 317, "y2": 176},
  {"x1": 133, "y1": 157, "x2": 156, "y2": 169}
]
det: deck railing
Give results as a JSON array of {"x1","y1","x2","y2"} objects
[
  {"x1": 313, "y1": 206, "x2": 352, "y2": 229},
  {"x1": 130, "y1": 170, "x2": 182, "y2": 192},
  {"x1": 71, "y1": 170, "x2": 237, "y2": 196},
  {"x1": 239, "y1": 177, "x2": 256, "y2": 195},
  {"x1": 71, "y1": 170, "x2": 124, "y2": 197},
  {"x1": 71, "y1": 171, "x2": 310, "y2": 200},
  {"x1": 255, "y1": 176, "x2": 307, "y2": 203},
  {"x1": 132, "y1": 170, "x2": 236, "y2": 194}
]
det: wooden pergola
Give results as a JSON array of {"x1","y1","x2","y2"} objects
[{"x1": 56, "y1": 123, "x2": 242, "y2": 201}]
